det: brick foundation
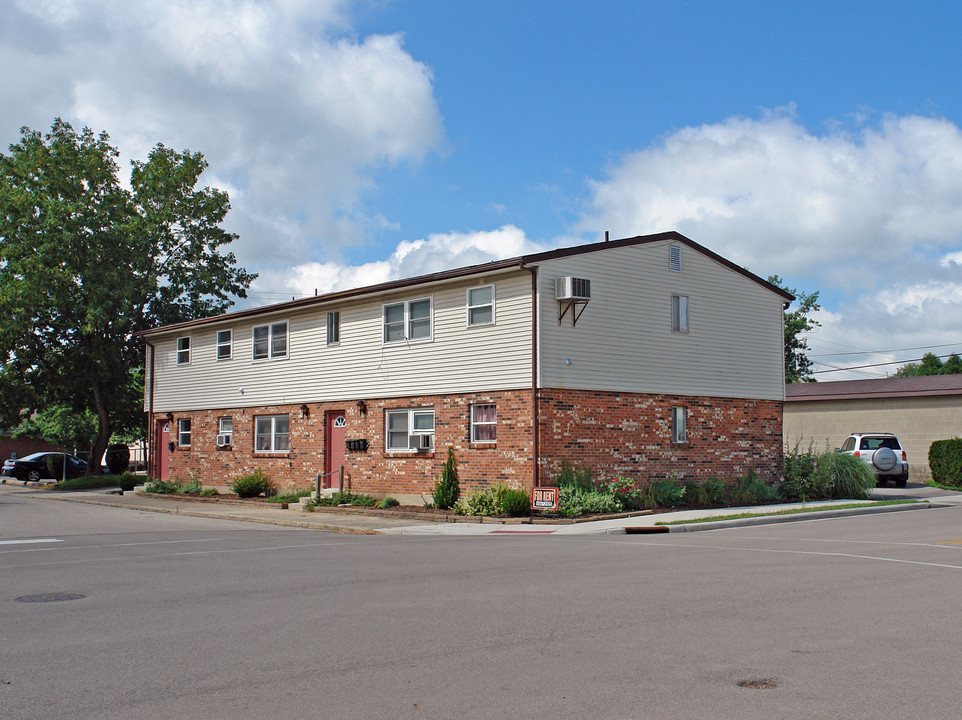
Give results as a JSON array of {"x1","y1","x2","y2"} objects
[{"x1": 537, "y1": 389, "x2": 782, "y2": 483}]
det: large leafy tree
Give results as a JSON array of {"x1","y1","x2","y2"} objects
[
  {"x1": 0, "y1": 119, "x2": 255, "y2": 470},
  {"x1": 768, "y1": 275, "x2": 821, "y2": 383},
  {"x1": 895, "y1": 352, "x2": 962, "y2": 377}
]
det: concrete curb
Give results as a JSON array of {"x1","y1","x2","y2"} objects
[{"x1": 618, "y1": 501, "x2": 937, "y2": 534}]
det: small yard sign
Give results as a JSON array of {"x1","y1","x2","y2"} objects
[{"x1": 531, "y1": 486, "x2": 559, "y2": 511}]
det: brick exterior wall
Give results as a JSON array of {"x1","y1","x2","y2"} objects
[
  {"x1": 153, "y1": 389, "x2": 534, "y2": 495},
  {"x1": 153, "y1": 388, "x2": 781, "y2": 495},
  {"x1": 537, "y1": 389, "x2": 783, "y2": 483}
]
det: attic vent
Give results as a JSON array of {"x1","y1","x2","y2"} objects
[
  {"x1": 556, "y1": 277, "x2": 591, "y2": 301},
  {"x1": 669, "y1": 245, "x2": 681, "y2": 272}
]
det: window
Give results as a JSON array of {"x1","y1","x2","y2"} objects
[
  {"x1": 385, "y1": 408, "x2": 435, "y2": 451},
  {"x1": 217, "y1": 417, "x2": 233, "y2": 446},
  {"x1": 255, "y1": 415, "x2": 289, "y2": 453},
  {"x1": 670, "y1": 244, "x2": 681, "y2": 272},
  {"x1": 178, "y1": 418, "x2": 191, "y2": 446},
  {"x1": 176, "y1": 336, "x2": 190, "y2": 365},
  {"x1": 671, "y1": 407, "x2": 687, "y2": 444},
  {"x1": 470, "y1": 404, "x2": 497, "y2": 443},
  {"x1": 383, "y1": 298, "x2": 432, "y2": 343},
  {"x1": 672, "y1": 295, "x2": 689, "y2": 333},
  {"x1": 327, "y1": 311, "x2": 340, "y2": 345},
  {"x1": 467, "y1": 285, "x2": 495, "y2": 326},
  {"x1": 216, "y1": 329, "x2": 232, "y2": 360},
  {"x1": 253, "y1": 321, "x2": 288, "y2": 360}
]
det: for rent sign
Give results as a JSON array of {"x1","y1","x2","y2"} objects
[{"x1": 530, "y1": 486, "x2": 559, "y2": 511}]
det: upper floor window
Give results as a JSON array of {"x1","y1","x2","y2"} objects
[
  {"x1": 383, "y1": 298, "x2": 432, "y2": 344},
  {"x1": 467, "y1": 285, "x2": 495, "y2": 326},
  {"x1": 470, "y1": 404, "x2": 497, "y2": 443},
  {"x1": 216, "y1": 329, "x2": 232, "y2": 360},
  {"x1": 672, "y1": 295, "x2": 689, "y2": 333},
  {"x1": 255, "y1": 414, "x2": 289, "y2": 453},
  {"x1": 253, "y1": 321, "x2": 288, "y2": 360},
  {"x1": 385, "y1": 408, "x2": 435, "y2": 451},
  {"x1": 176, "y1": 336, "x2": 190, "y2": 365},
  {"x1": 327, "y1": 311, "x2": 340, "y2": 345},
  {"x1": 178, "y1": 418, "x2": 192, "y2": 446},
  {"x1": 671, "y1": 407, "x2": 687, "y2": 444}
]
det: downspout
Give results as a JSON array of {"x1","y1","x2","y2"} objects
[
  {"x1": 145, "y1": 338, "x2": 156, "y2": 479},
  {"x1": 522, "y1": 262, "x2": 540, "y2": 487}
]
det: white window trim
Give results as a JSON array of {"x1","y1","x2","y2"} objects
[
  {"x1": 178, "y1": 418, "x2": 191, "y2": 447},
  {"x1": 327, "y1": 311, "x2": 340, "y2": 346},
  {"x1": 382, "y1": 297, "x2": 433, "y2": 345},
  {"x1": 470, "y1": 403, "x2": 497, "y2": 443},
  {"x1": 216, "y1": 329, "x2": 232, "y2": 360},
  {"x1": 466, "y1": 284, "x2": 496, "y2": 327},
  {"x1": 671, "y1": 407, "x2": 687, "y2": 444},
  {"x1": 672, "y1": 294, "x2": 689, "y2": 333},
  {"x1": 252, "y1": 320, "x2": 289, "y2": 361},
  {"x1": 218, "y1": 416, "x2": 233, "y2": 444},
  {"x1": 385, "y1": 408, "x2": 435, "y2": 452},
  {"x1": 176, "y1": 336, "x2": 191, "y2": 365},
  {"x1": 254, "y1": 414, "x2": 290, "y2": 454}
]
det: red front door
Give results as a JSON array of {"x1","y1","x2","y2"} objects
[
  {"x1": 155, "y1": 419, "x2": 170, "y2": 481},
  {"x1": 324, "y1": 410, "x2": 346, "y2": 489}
]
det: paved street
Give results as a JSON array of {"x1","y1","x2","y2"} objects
[{"x1": 3, "y1": 484, "x2": 962, "y2": 719}]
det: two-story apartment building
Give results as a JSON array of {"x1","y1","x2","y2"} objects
[{"x1": 141, "y1": 232, "x2": 792, "y2": 497}]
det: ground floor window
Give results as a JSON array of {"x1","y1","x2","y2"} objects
[
  {"x1": 255, "y1": 414, "x2": 289, "y2": 452},
  {"x1": 470, "y1": 404, "x2": 497, "y2": 443},
  {"x1": 671, "y1": 407, "x2": 687, "y2": 443},
  {"x1": 386, "y1": 408, "x2": 434, "y2": 451},
  {"x1": 217, "y1": 417, "x2": 233, "y2": 446},
  {"x1": 177, "y1": 418, "x2": 191, "y2": 447}
]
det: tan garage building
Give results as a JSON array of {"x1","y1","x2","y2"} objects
[{"x1": 784, "y1": 375, "x2": 962, "y2": 479}]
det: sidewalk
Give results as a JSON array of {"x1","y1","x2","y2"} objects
[{"x1": 3, "y1": 480, "x2": 951, "y2": 535}]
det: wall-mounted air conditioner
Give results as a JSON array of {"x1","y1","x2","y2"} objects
[
  {"x1": 216, "y1": 434, "x2": 232, "y2": 447},
  {"x1": 411, "y1": 434, "x2": 434, "y2": 451},
  {"x1": 556, "y1": 277, "x2": 591, "y2": 301}
]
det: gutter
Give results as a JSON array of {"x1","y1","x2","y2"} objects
[{"x1": 522, "y1": 262, "x2": 540, "y2": 487}]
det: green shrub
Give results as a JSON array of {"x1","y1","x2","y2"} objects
[
  {"x1": 376, "y1": 496, "x2": 400, "y2": 509},
  {"x1": 266, "y1": 489, "x2": 312, "y2": 504},
  {"x1": 179, "y1": 479, "x2": 203, "y2": 495},
  {"x1": 454, "y1": 490, "x2": 498, "y2": 516},
  {"x1": 199, "y1": 487, "x2": 219, "y2": 497},
  {"x1": 326, "y1": 491, "x2": 377, "y2": 506},
  {"x1": 608, "y1": 477, "x2": 643, "y2": 511},
  {"x1": 231, "y1": 470, "x2": 273, "y2": 498},
  {"x1": 432, "y1": 447, "x2": 461, "y2": 510},
  {"x1": 650, "y1": 480, "x2": 686, "y2": 507},
  {"x1": 494, "y1": 484, "x2": 530, "y2": 517},
  {"x1": 144, "y1": 479, "x2": 180, "y2": 494},
  {"x1": 557, "y1": 485, "x2": 619, "y2": 518},
  {"x1": 555, "y1": 460, "x2": 594, "y2": 490},
  {"x1": 118, "y1": 472, "x2": 137, "y2": 492},
  {"x1": 827, "y1": 452, "x2": 876, "y2": 499},
  {"x1": 730, "y1": 470, "x2": 778, "y2": 505},
  {"x1": 929, "y1": 438, "x2": 962, "y2": 486}
]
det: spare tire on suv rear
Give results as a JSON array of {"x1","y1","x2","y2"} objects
[{"x1": 872, "y1": 447, "x2": 898, "y2": 472}]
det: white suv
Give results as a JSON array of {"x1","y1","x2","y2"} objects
[{"x1": 838, "y1": 433, "x2": 909, "y2": 488}]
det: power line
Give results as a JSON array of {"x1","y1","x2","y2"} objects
[
  {"x1": 810, "y1": 341, "x2": 962, "y2": 358},
  {"x1": 813, "y1": 351, "x2": 962, "y2": 374}
]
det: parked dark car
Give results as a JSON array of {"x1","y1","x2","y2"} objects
[{"x1": 1, "y1": 452, "x2": 92, "y2": 482}]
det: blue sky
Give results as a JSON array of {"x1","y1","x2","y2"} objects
[{"x1": 3, "y1": 0, "x2": 962, "y2": 378}]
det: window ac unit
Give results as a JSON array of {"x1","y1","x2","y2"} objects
[
  {"x1": 411, "y1": 434, "x2": 434, "y2": 451},
  {"x1": 555, "y1": 276, "x2": 591, "y2": 301},
  {"x1": 216, "y1": 434, "x2": 232, "y2": 447}
]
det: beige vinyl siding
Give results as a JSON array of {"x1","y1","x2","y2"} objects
[
  {"x1": 537, "y1": 240, "x2": 785, "y2": 400},
  {"x1": 149, "y1": 272, "x2": 532, "y2": 412}
]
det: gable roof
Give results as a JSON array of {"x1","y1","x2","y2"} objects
[
  {"x1": 785, "y1": 374, "x2": 962, "y2": 401},
  {"x1": 139, "y1": 230, "x2": 793, "y2": 337}
]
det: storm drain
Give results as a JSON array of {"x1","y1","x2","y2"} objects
[
  {"x1": 15, "y1": 592, "x2": 86, "y2": 603},
  {"x1": 738, "y1": 678, "x2": 778, "y2": 690}
]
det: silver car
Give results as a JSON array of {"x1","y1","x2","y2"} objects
[{"x1": 838, "y1": 433, "x2": 909, "y2": 488}]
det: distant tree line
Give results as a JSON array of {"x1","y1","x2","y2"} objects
[{"x1": 894, "y1": 352, "x2": 962, "y2": 377}]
